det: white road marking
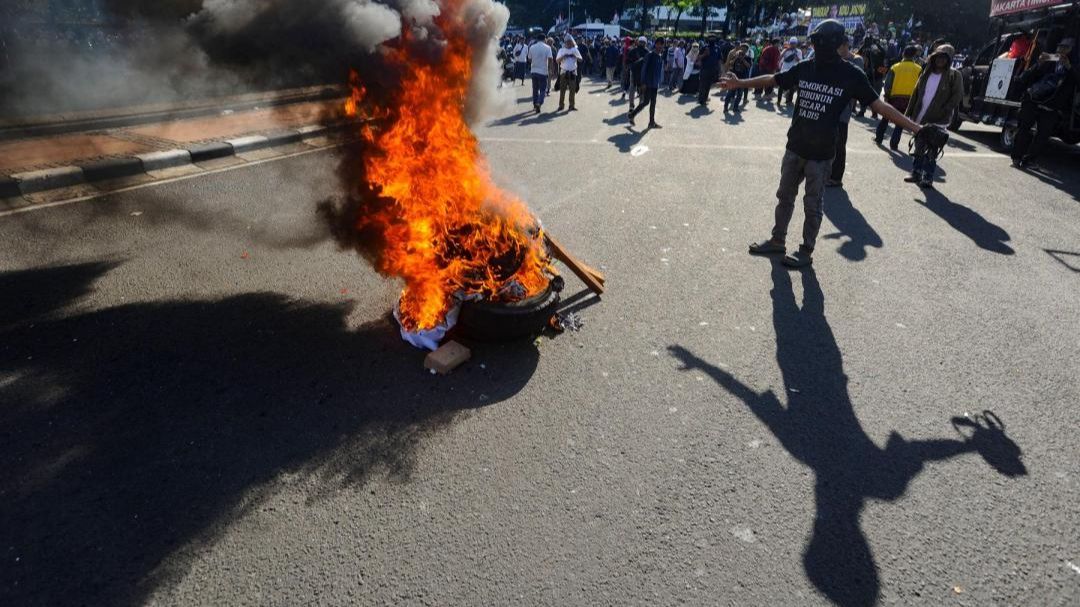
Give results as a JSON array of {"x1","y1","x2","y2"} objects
[
  {"x1": 0, "y1": 143, "x2": 344, "y2": 219},
  {"x1": 480, "y1": 136, "x2": 1012, "y2": 158}
]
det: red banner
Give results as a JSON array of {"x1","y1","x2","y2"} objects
[{"x1": 991, "y1": 0, "x2": 1072, "y2": 18}]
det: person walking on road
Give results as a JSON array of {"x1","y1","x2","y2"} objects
[
  {"x1": 777, "y1": 37, "x2": 803, "y2": 106},
  {"x1": 857, "y1": 36, "x2": 887, "y2": 118},
  {"x1": 603, "y1": 39, "x2": 620, "y2": 88},
  {"x1": 724, "y1": 44, "x2": 752, "y2": 113},
  {"x1": 625, "y1": 37, "x2": 649, "y2": 112},
  {"x1": 669, "y1": 40, "x2": 687, "y2": 93},
  {"x1": 757, "y1": 39, "x2": 782, "y2": 99},
  {"x1": 557, "y1": 36, "x2": 583, "y2": 111},
  {"x1": 512, "y1": 36, "x2": 529, "y2": 86},
  {"x1": 1012, "y1": 38, "x2": 1079, "y2": 168},
  {"x1": 720, "y1": 20, "x2": 924, "y2": 268},
  {"x1": 527, "y1": 32, "x2": 554, "y2": 113},
  {"x1": 828, "y1": 40, "x2": 865, "y2": 188},
  {"x1": 629, "y1": 38, "x2": 666, "y2": 129},
  {"x1": 544, "y1": 38, "x2": 557, "y2": 94},
  {"x1": 876, "y1": 45, "x2": 922, "y2": 150},
  {"x1": 904, "y1": 44, "x2": 964, "y2": 188},
  {"x1": 698, "y1": 36, "x2": 722, "y2": 106}
]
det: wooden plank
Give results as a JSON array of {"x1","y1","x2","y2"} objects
[{"x1": 544, "y1": 233, "x2": 605, "y2": 295}]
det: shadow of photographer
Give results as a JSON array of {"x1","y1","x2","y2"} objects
[{"x1": 669, "y1": 263, "x2": 1025, "y2": 606}]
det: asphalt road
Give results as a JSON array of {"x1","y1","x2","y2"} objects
[{"x1": 2, "y1": 78, "x2": 1079, "y2": 607}]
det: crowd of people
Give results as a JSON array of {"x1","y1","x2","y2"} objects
[{"x1": 495, "y1": 22, "x2": 988, "y2": 270}]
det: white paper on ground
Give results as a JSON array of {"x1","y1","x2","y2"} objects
[{"x1": 394, "y1": 302, "x2": 461, "y2": 351}]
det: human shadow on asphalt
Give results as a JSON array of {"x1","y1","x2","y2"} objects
[
  {"x1": 486, "y1": 109, "x2": 543, "y2": 126},
  {"x1": 668, "y1": 263, "x2": 1026, "y2": 607},
  {"x1": 1016, "y1": 159, "x2": 1080, "y2": 203},
  {"x1": 687, "y1": 104, "x2": 712, "y2": 119},
  {"x1": 0, "y1": 262, "x2": 539, "y2": 607},
  {"x1": 607, "y1": 128, "x2": 647, "y2": 153},
  {"x1": 517, "y1": 109, "x2": 560, "y2": 126},
  {"x1": 822, "y1": 189, "x2": 883, "y2": 261},
  {"x1": 722, "y1": 110, "x2": 745, "y2": 125},
  {"x1": 915, "y1": 190, "x2": 1015, "y2": 255},
  {"x1": 883, "y1": 149, "x2": 949, "y2": 178}
]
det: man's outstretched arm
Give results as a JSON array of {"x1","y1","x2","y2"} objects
[
  {"x1": 719, "y1": 72, "x2": 777, "y2": 90},
  {"x1": 871, "y1": 99, "x2": 922, "y2": 133}
]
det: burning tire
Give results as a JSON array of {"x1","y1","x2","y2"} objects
[{"x1": 457, "y1": 286, "x2": 560, "y2": 342}]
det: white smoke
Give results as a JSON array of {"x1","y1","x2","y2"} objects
[{"x1": 2, "y1": 0, "x2": 510, "y2": 121}]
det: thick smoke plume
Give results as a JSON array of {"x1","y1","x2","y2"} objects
[{"x1": 2, "y1": 0, "x2": 508, "y2": 121}]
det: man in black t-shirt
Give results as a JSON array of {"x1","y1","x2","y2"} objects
[{"x1": 719, "y1": 20, "x2": 924, "y2": 268}]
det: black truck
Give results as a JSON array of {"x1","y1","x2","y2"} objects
[{"x1": 953, "y1": 0, "x2": 1080, "y2": 151}]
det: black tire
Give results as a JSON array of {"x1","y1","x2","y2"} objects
[
  {"x1": 999, "y1": 125, "x2": 1018, "y2": 152},
  {"x1": 457, "y1": 287, "x2": 560, "y2": 342}
]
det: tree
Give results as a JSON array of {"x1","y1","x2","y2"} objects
[{"x1": 663, "y1": 0, "x2": 695, "y2": 34}]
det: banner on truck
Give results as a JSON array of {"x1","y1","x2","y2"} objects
[
  {"x1": 808, "y1": 4, "x2": 867, "y2": 34},
  {"x1": 991, "y1": 0, "x2": 1072, "y2": 18}
]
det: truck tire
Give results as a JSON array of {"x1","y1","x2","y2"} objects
[
  {"x1": 999, "y1": 125, "x2": 1018, "y2": 152},
  {"x1": 1060, "y1": 133, "x2": 1080, "y2": 145}
]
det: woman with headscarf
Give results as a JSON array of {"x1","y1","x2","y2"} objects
[{"x1": 680, "y1": 41, "x2": 701, "y2": 95}]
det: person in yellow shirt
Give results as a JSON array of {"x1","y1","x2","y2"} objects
[{"x1": 875, "y1": 45, "x2": 923, "y2": 150}]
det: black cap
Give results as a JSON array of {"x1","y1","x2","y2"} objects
[{"x1": 810, "y1": 19, "x2": 847, "y2": 52}]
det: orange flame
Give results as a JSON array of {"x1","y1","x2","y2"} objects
[{"x1": 345, "y1": 3, "x2": 551, "y2": 331}]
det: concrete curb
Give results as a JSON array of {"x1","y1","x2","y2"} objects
[
  {"x1": 81, "y1": 157, "x2": 145, "y2": 182},
  {"x1": 0, "y1": 85, "x2": 345, "y2": 141},
  {"x1": 11, "y1": 166, "x2": 85, "y2": 194},
  {"x1": 188, "y1": 141, "x2": 235, "y2": 163},
  {"x1": 5, "y1": 121, "x2": 357, "y2": 198},
  {"x1": 0, "y1": 176, "x2": 20, "y2": 198},
  {"x1": 137, "y1": 150, "x2": 192, "y2": 172}
]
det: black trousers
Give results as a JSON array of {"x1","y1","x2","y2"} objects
[
  {"x1": 830, "y1": 122, "x2": 849, "y2": 182},
  {"x1": 630, "y1": 86, "x2": 659, "y2": 124},
  {"x1": 698, "y1": 69, "x2": 717, "y2": 104},
  {"x1": 1012, "y1": 100, "x2": 1060, "y2": 162}
]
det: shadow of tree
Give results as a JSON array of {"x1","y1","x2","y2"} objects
[
  {"x1": 668, "y1": 263, "x2": 1025, "y2": 606},
  {"x1": 0, "y1": 262, "x2": 539, "y2": 606},
  {"x1": 822, "y1": 189, "x2": 883, "y2": 261},
  {"x1": 916, "y1": 190, "x2": 1014, "y2": 255}
]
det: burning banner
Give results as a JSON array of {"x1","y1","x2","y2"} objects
[{"x1": 326, "y1": 0, "x2": 560, "y2": 347}]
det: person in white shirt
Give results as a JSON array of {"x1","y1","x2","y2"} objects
[
  {"x1": 778, "y1": 37, "x2": 803, "y2": 106},
  {"x1": 669, "y1": 40, "x2": 687, "y2": 93},
  {"x1": 527, "y1": 33, "x2": 554, "y2": 113},
  {"x1": 556, "y1": 36, "x2": 583, "y2": 111},
  {"x1": 512, "y1": 36, "x2": 529, "y2": 85}
]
